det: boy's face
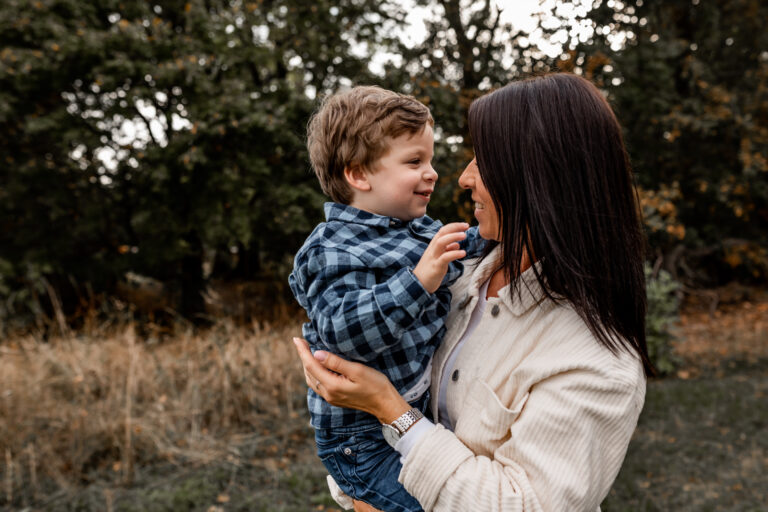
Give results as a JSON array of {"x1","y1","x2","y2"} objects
[{"x1": 351, "y1": 124, "x2": 437, "y2": 221}]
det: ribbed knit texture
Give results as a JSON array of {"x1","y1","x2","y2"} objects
[{"x1": 398, "y1": 248, "x2": 646, "y2": 511}]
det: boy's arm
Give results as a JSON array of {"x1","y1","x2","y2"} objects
[
  {"x1": 296, "y1": 223, "x2": 470, "y2": 362},
  {"x1": 460, "y1": 226, "x2": 487, "y2": 259},
  {"x1": 300, "y1": 245, "x2": 434, "y2": 362}
]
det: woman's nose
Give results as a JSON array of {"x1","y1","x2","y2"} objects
[{"x1": 459, "y1": 164, "x2": 473, "y2": 189}]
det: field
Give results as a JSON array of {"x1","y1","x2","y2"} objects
[{"x1": 1, "y1": 289, "x2": 767, "y2": 511}]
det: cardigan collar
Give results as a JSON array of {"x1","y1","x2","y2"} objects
[{"x1": 468, "y1": 247, "x2": 553, "y2": 316}]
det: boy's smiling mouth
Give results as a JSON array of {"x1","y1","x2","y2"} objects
[{"x1": 415, "y1": 189, "x2": 433, "y2": 198}]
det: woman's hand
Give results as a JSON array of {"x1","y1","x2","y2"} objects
[{"x1": 293, "y1": 338, "x2": 411, "y2": 424}]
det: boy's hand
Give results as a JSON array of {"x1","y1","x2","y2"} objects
[{"x1": 413, "y1": 222, "x2": 470, "y2": 293}]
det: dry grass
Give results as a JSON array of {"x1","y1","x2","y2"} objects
[
  {"x1": 669, "y1": 285, "x2": 768, "y2": 381},
  {"x1": 0, "y1": 319, "x2": 306, "y2": 507}
]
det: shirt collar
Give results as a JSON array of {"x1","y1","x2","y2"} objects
[
  {"x1": 323, "y1": 202, "x2": 436, "y2": 231},
  {"x1": 470, "y1": 246, "x2": 553, "y2": 316}
]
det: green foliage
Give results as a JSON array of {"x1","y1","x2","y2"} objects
[
  {"x1": 645, "y1": 263, "x2": 681, "y2": 375},
  {"x1": 568, "y1": 0, "x2": 768, "y2": 283},
  {"x1": 1, "y1": 0, "x2": 765, "y2": 328},
  {"x1": 0, "y1": 0, "x2": 404, "y2": 320}
]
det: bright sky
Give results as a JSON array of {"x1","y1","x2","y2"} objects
[
  {"x1": 367, "y1": 0, "x2": 595, "y2": 74},
  {"x1": 399, "y1": 0, "x2": 546, "y2": 45}
]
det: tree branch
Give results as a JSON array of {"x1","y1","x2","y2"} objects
[
  {"x1": 438, "y1": 0, "x2": 477, "y2": 88},
  {"x1": 134, "y1": 103, "x2": 160, "y2": 147}
]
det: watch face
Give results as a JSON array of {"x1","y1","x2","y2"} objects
[{"x1": 382, "y1": 424, "x2": 401, "y2": 448}]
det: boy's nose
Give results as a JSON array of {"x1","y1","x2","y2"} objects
[{"x1": 424, "y1": 166, "x2": 438, "y2": 182}]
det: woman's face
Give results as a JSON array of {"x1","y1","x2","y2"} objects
[{"x1": 459, "y1": 158, "x2": 500, "y2": 241}]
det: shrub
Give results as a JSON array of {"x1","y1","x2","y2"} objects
[{"x1": 645, "y1": 263, "x2": 682, "y2": 375}]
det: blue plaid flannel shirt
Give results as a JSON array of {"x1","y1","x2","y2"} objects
[{"x1": 289, "y1": 203, "x2": 485, "y2": 430}]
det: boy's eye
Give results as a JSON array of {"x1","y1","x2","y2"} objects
[{"x1": 408, "y1": 159, "x2": 420, "y2": 165}]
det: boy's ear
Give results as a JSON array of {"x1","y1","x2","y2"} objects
[{"x1": 343, "y1": 165, "x2": 371, "y2": 192}]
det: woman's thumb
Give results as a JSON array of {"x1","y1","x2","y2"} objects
[{"x1": 313, "y1": 349, "x2": 353, "y2": 377}]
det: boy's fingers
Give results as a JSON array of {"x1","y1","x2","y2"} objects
[
  {"x1": 437, "y1": 222, "x2": 470, "y2": 235},
  {"x1": 439, "y1": 249, "x2": 466, "y2": 263},
  {"x1": 435, "y1": 232, "x2": 467, "y2": 247}
]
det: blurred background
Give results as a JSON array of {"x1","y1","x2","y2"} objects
[{"x1": 0, "y1": 0, "x2": 766, "y2": 510}]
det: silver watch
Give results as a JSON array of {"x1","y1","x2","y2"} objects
[{"x1": 382, "y1": 407, "x2": 424, "y2": 448}]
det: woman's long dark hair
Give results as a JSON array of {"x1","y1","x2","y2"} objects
[{"x1": 469, "y1": 73, "x2": 653, "y2": 376}]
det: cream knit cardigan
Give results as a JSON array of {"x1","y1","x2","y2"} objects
[{"x1": 398, "y1": 248, "x2": 646, "y2": 511}]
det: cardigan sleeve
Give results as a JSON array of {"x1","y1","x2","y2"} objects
[{"x1": 398, "y1": 367, "x2": 645, "y2": 511}]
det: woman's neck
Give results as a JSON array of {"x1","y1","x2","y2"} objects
[{"x1": 486, "y1": 248, "x2": 534, "y2": 299}]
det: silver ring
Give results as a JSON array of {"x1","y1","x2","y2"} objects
[{"x1": 315, "y1": 380, "x2": 322, "y2": 389}]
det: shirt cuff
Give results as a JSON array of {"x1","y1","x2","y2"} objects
[
  {"x1": 382, "y1": 267, "x2": 434, "y2": 319},
  {"x1": 395, "y1": 418, "x2": 434, "y2": 463}
]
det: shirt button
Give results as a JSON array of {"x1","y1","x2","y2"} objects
[
  {"x1": 451, "y1": 369, "x2": 460, "y2": 382},
  {"x1": 343, "y1": 447, "x2": 353, "y2": 456},
  {"x1": 491, "y1": 304, "x2": 500, "y2": 317}
]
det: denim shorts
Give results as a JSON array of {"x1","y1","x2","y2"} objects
[{"x1": 314, "y1": 393, "x2": 429, "y2": 512}]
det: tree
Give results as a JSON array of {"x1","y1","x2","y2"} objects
[
  {"x1": 0, "y1": 0, "x2": 404, "y2": 323},
  {"x1": 564, "y1": 0, "x2": 768, "y2": 283},
  {"x1": 377, "y1": 0, "x2": 559, "y2": 222}
]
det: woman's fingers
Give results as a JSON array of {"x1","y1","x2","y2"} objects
[
  {"x1": 293, "y1": 338, "x2": 328, "y2": 392},
  {"x1": 293, "y1": 337, "x2": 315, "y2": 369},
  {"x1": 293, "y1": 338, "x2": 363, "y2": 395},
  {"x1": 312, "y1": 348, "x2": 363, "y2": 380},
  {"x1": 292, "y1": 337, "x2": 405, "y2": 420}
]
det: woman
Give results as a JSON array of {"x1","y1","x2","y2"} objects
[{"x1": 295, "y1": 73, "x2": 652, "y2": 511}]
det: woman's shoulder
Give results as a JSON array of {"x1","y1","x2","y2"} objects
[
  {"x1": 449, "y1": 252, "x2": 645, "y2": 390},
  {"x1": 523, "y1": 301, "x2": 646, "y2": 389}
]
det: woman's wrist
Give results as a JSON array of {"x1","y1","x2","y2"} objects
[{"x1": 374, "y1": 386, "x2": 412, "y2": 425}]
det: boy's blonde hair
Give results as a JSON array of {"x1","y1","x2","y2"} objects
[{"x1": 307, "y1": 86, "x2": 434, "y2": 204}]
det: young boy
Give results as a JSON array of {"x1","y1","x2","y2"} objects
[{"x1": 289, "y1": 86, "x2": 483, "y2": 511}]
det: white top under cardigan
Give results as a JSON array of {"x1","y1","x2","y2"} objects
[
  {"x1": 399, "y1": 248, "x2": 646, "y2": 511},
  {"x1": 437, "y1": 277, "x2": 491, "y2": 429}
]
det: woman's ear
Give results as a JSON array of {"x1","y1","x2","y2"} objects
[{"x1": 344, "y1": 165, "x2": 372, "y2": 192}]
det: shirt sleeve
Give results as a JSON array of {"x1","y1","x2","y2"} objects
[
  {"x1": 395, "y1": 417, "x2": 435, "y2": 463},
  {"x1": 460, "y1": 226, "x2": 487, "y2": 259},
  {"x1": 398, "y1": 369, "x2": 645, "y2": 511},
  {"x1": 300, "y1": 245, "x2": 435, "y2": 361}
]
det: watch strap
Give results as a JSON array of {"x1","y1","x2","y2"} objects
[{"x1": 390, "y1": 407, "x2": 424, "y2": 434}]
